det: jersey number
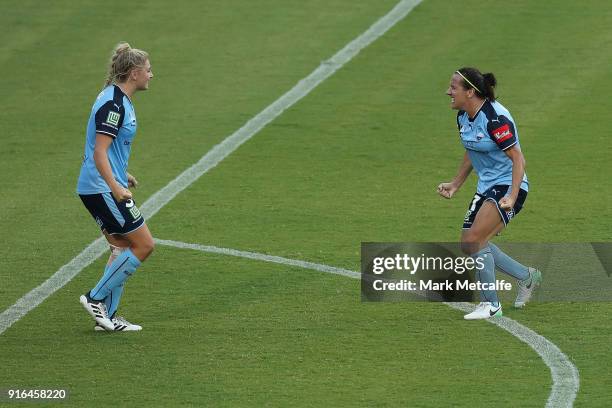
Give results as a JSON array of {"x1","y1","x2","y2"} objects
[{"x1": 469, "y1": 194, "x2": 481, "y2": 212}]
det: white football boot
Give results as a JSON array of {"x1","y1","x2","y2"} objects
[
  {"x1": 464, "y1": 302, "x2": 503, "y2": 320},
  {"x1": 94, "y1": 315, "x2": 142, "y2": 332},
  {"x1": 514, "y1": 267, "x2": 542, "y2": 308},
  {"x1": 80, "y1": 293, "x2": 114, "y2": 330}
]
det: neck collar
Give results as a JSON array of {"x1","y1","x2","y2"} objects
[{"x1": 468, "y1": 99, "x2": 487, "y2": 122}]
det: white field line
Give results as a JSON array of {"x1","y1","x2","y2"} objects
[
  {"x1": 138, "y1": 0, "x2": 424, "y2": 222},
  {"x1": 446, "y1": 302, "x2": 579, "y2": 408},
  {"x1": 0, "y1": 236, "x2": 109, "y2": 334},
  {"x1": 156, "y1": 238, "x2": 580, "y2": 408},
  {"x1": 0, "y1": 0, "x2": 423, "y2": 333},
  {"x1": 0, "y1": 0, "x2": 580, "y2": 405}
]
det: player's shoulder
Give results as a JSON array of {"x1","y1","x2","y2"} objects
[
  {"x1": 481, "y1": 100, "x2": 518, "y2": 148},
  {"x1": 478, "y1": 100, "x2": 513, "y2": 130},
  {"x1": 480, "y1": 100, "x2": 512, "y2": 121},
  {"x1": 93, "y1": 85, "x2": 127, "y2": 111}
]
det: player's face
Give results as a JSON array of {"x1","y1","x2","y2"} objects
[
  {"x1": 446, "y1": 74, "x2": 470, "y2": 110},
  {"x1": 133, "y1": 60, "x2": 153, "y2": 91}
]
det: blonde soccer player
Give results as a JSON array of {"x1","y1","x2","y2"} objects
[{"x1": 76, "y1": 43, "x2": 154, "y2": 331}]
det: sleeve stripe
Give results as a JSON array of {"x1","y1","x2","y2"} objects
[
  {"x1": 96, "y1": 130, "x2": 117, "y2": 139},
  {"x1": 501, "y1": 141, "x2": 517, "y2": 151}
]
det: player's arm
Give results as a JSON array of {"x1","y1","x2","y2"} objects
[
  {"x1": 487, "y1": 116, "x2": 523, "y2": 209},
  {"x1": 93, "y1": 133, "x2": 132, "y2": 202},
  {"x1": 499, "y1": 145, "x2": 525, "y2": 210},
  {"x1": 93, "y1": 100, "x2": 132, "y2": 201},
  {"x1": 438, "y1": 152, "x2": 473, "y2": 199},
  {"x1": 451, "y1": 152, "x2": 473, "y2": 189}
]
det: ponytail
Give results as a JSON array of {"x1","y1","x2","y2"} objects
[
  {"x1": 456, "y1": 67, "x2": 496, "y2": 101},
  {"x1": 104, "y1": 42, "x2": 149, "y2": 87}
]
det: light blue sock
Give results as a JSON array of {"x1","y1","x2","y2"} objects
[
  {"x1": 100, "y1": 260, "x2": 125, "y2": 318},
  {"x1": 90, "y1": 249, "x2": 140, "y2": 301},
  {"x1": 105, "y1": 283, "x2": 124, "y2": 319},
  {"x1": 473, "y1": 246, "x2": 499, "y2": 307},
  {"x1": 489, "y1": 243, "x2": 529, "y2": 281}
]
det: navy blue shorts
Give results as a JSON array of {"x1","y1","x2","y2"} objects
[
  {"x1": 462, "y1": 185, "x2": 527, "y2": 229},
  {"x1": 79, "y1": 193, "x2": 145, "y2": 235}
]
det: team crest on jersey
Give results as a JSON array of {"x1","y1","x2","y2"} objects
[
  {"x1": 492, "y1": 124, "x2": 513, "y2": 142},
  {"x1": 106, "y1": 111, "x2": 120, "y2": 126}
]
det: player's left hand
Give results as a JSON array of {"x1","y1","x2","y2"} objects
[
  {"x1": 498, "y1": 195, "x2": 515, "y2": 210},
  {"x1": 127, "y1": 173, "x2": 139, "y2": 188}
]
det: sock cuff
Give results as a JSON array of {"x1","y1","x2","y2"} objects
[
  {"x1": 473, "y1": 247, "x2": 492, "y2": 257},
  {"x1": 487, "y1": 242, "x2": 499, "y2": 251},
  {"x1": 125, "y1": 249, "x2": 142, "y2": 268}
]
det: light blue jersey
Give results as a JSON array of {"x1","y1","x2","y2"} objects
[
  {"x1": 457, "y1": 100, "x2": 528, "y2": 194},
  {"x1": 77, "y1": 85, "x2": 137, "y2": 194}
]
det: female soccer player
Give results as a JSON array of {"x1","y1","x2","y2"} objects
[
  {"x1": 438, "y1": 67, "x2": 542, "y2": 320},
  {"x1": 76, "y1": 42, "x2": 154, "y2": 331}
]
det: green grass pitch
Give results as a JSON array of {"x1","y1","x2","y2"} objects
[{"x1": 1, "y1": 0, "x2": 611, "y2": 406}]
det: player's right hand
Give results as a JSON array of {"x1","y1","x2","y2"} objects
[
  {"x1": 437, "y1": 182, "x2": 458, "y2": 199},
  {"x1": 112, "y1": 186, "x2": 133, "y2": 202}
]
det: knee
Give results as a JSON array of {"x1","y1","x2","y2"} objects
[
  {"x1": 461, "y1": 232, "x2": 481, "y2": 256},
  {"x1": 142, "y1": 239, "x2": 155, "y2": 258},
  {"x1": 132, "y1": 238, "x2": 155, "y2": 261}
]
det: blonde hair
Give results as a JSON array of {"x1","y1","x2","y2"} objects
[{"x1": 104, "y1": 42, "x2": 149, "y2": 87}]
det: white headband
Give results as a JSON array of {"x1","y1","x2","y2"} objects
[{"x1": 455, "y1": 71, "x2": 481, "y2": 94}]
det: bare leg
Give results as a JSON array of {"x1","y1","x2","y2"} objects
[
  {"x1": 120, "y1": 224, "x2": 155, "y2": 262},
  {"x1": 461, "y1": 201, "x2": 504, "y2": 255},
  {"x1": 461, "y1": 201, "x2": 504, "y2": 306}
]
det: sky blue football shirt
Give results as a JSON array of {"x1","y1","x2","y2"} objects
[
  {"x1": 456, "y1": 100, "x2": 529, "y2": 194},
  {"x1": 77, "y1": 85, "x2": 137, "y2": 194}
]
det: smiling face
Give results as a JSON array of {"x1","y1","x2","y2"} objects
[
  {"x1": 131, "y1": 59, "x2": 153, "y2": 91},
  {"x1": 446, "y1": 73, "x2": 474, "y2": 110}
]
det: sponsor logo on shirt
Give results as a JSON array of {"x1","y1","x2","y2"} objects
[
  {"x1": 106, "y1": 111, "x2": 121, "y2": 127},
  {"x1": 492, "y1": 124, "x2": 513, "y2": 143}
]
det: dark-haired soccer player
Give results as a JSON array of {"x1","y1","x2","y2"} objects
[
  {"x1": 438, "y1": 67, "x2": 542, "y2": 320},
  {"x1": 76, "y1": 42, "x2": 154, "y2": 331}
]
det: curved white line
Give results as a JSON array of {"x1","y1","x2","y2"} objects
[
  {"x1": 155, "y1": 238, "x2": 580, "y2": 408},
  {"x1": 0, "y1": 0, "x2": 580, "y2": 405},
  {"x1": 0, "y1": 0, "x2": 423, "y2": 337},
  {"x1": 445, "y1": 302, "x2": 579, "y2": 407}
]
